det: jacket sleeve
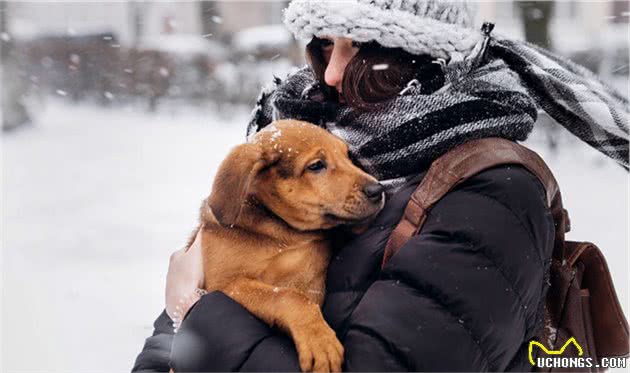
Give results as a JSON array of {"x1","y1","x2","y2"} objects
[
  {"x1": 170, "y1": 291, "x2": 301, "y2": 372},
  {"x1": 131, "y1": 297, "x2": 301, "y2": 373},
  {"x1": 131, "y1": 310, "x2": 175, "y2": 372},
  {"x1": 341, "y1": 166, "x2": 555, "y2": 371}
]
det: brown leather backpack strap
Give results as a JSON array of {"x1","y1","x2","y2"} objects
[{"x1": 381, "y1": 137, "x2": 569, "y2": 269}]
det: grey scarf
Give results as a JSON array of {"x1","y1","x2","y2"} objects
[{"x1": 247, "y1": 32, "x2": 629, "y2": 191}]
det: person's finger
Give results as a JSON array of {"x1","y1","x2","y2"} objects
[
  {"x1": 187, "y1": 233, "x2": 204, "y2": 264},
  {"x1": 184, "y1": 229, "x2": 203, "y2": 254},
  {"x1": 169, "y1": 247, "x2": 186, "y2": 263}
]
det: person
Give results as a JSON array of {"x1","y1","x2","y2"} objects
[{"x1": 132, "y1": 1, "x2": 629, "y2": 372}]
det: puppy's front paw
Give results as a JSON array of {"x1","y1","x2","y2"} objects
[{"x1": 293, "y1": 321, "x2": 344, "y2": 373}]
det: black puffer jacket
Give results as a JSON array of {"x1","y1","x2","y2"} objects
[{"x1": 132, "y1": 162, "x2": 555, "y2": 372}]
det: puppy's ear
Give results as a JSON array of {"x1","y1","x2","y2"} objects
[{"x1": 209, "y1": 143, "x2": 270, "y2": 227}]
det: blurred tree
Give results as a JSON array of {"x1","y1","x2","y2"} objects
[
  {"x1": 199, "y1": 1, "x2": 219, "y2": 37},
  {"x1": 128, "y1": 1, "x2": 145, "y2": 48},
  {"x1": 517, "y1": 1, "x2": 558, "y2": 153},
  {"x1": 1, "y1": 0, "x2": 31, "y2": 131},
  {"x1": 612, "y1": 0, "x2": 629, "y2": 24},
  {"x1": 0, "y1": 0, "x2": 5, "y2": 59},
  {"x1": 517, "y1": 1, "x2": 555, "y2": 50}
]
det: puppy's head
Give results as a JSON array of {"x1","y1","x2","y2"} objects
[{"x1": 209, "y1": 120, "x2": 384, "y2": 231}]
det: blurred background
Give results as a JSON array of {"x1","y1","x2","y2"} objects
[{"x1": 1, "y1": 1, "x2": 628, "y2": 372}]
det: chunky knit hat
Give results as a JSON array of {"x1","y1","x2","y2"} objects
[{"x1": 283, "y1": 0, "x2": 481, "y2": 61}]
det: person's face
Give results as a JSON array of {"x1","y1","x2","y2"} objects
[{"x1": 320, "y1": 37, "x2": 361, "y2": 103}]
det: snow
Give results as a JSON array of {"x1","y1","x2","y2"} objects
[
  {"x1": 69, "y1": 54, "x2": 81, "y2": 65},
  {"x1": 232, "y1": 24, "x2": 292, "y2": 53},
  {"x1": 267, "y1": 126, "x2": 282, "y2": 142},
  {"x1": 139, "y1": 34, "x2": 228, "y2": 59},
  {"x1": 1, "y1": 101, "x2": 628, "y2": 372},
  {"x1": 2, "y1": 101, "x2": 247, "y2": 372}
]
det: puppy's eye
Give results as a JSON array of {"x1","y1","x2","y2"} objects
[
  {"x1": 351, "y1": 41, "x2": 363, "y2": 48},
  {"x1": 306, "y1": 160, "x2": 326, "y2": 173}
]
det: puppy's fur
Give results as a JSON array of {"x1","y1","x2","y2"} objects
[{"x1": 187, "y1": 120, "x2": 384, "y2": 373}]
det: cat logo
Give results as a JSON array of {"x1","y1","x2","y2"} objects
[{"x1": 528, "y1": 337, "x2": 583, "y2": 366}]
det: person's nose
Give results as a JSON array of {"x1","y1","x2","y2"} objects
[
  {"x1": 324, "y1": 41, "x2": 355, "y2": 91},
  {"x1": 324, "y1": 57, "x2": 345, "y2": 90}
]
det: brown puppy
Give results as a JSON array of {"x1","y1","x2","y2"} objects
[{"x1": 188, "y1": 120, "x2": 384, "y2": 373}]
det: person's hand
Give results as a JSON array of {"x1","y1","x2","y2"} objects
[{"x1": 165, "y1": 229, "x2": 205, "y2": 330}]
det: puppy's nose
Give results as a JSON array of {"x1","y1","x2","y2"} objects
[{"x1": 363, "y1": 182, "x2": 385, "y2": 202}]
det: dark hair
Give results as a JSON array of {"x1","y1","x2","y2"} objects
[{"x1": 305, "y1": 36, "x2": 446, "y2": 111}]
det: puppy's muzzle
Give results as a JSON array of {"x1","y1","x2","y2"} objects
[{"x1": 363, "y1": 182, "x2": 385, "y2": 203}]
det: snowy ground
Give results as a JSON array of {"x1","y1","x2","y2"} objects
[{"x1": 2, "y1": 101, "x2": 628, "y2": 372}]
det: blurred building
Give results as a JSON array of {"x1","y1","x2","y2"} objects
[
  {"x1": 6, "y1": 1, "x2": 627, "y2": 52},
  {"x1": 6, "y1": 2, "x2": 202, "y2": 46},
  {"x1": 2, "y1": 1, "x2": 627, "y2": 111},
  {"x1": 5, "y1": 1, "x2": 289, "y2": 44},
  {"x1": 213, "y1": 1, "x2": 288, "y2": 35}
]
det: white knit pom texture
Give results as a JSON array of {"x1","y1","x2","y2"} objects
[{"x1": 283, "y1": 0, "x2": 482, "y2": 61}]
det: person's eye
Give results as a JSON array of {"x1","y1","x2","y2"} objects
[
  {"x1": 306, "y1": 160, "x2": 327, "y2": 173},
  {"x1": 351, "y1": 41, "x2": 363, "y2": 48},
  {"x1": 320, "y1": 38, "x2": 334, "y2": 49}
]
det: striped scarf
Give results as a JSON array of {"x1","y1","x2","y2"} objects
[{"x1": 247, "y1": 35, "x2": 629, "y2": 191}]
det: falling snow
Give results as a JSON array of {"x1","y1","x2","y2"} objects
[
  {"x1": 1, "y1": 2, "x2": 628, "y2": 372},
  {"x1": 70, "y1": 54, "x2": 80, "y2": 64},
  {"x1": 270, "y1": 129, "x2": 282, "y2": 142},
  {"x1": 529, "y1": 8, "x2": 544, "y2": 20},
  {"x1": 41, "y1": 56, "x2": 53, "y2": 68}
]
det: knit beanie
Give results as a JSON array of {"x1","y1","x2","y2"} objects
[{"x1": 283, "y1": 0, "x2": 481, "y2": 62}]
